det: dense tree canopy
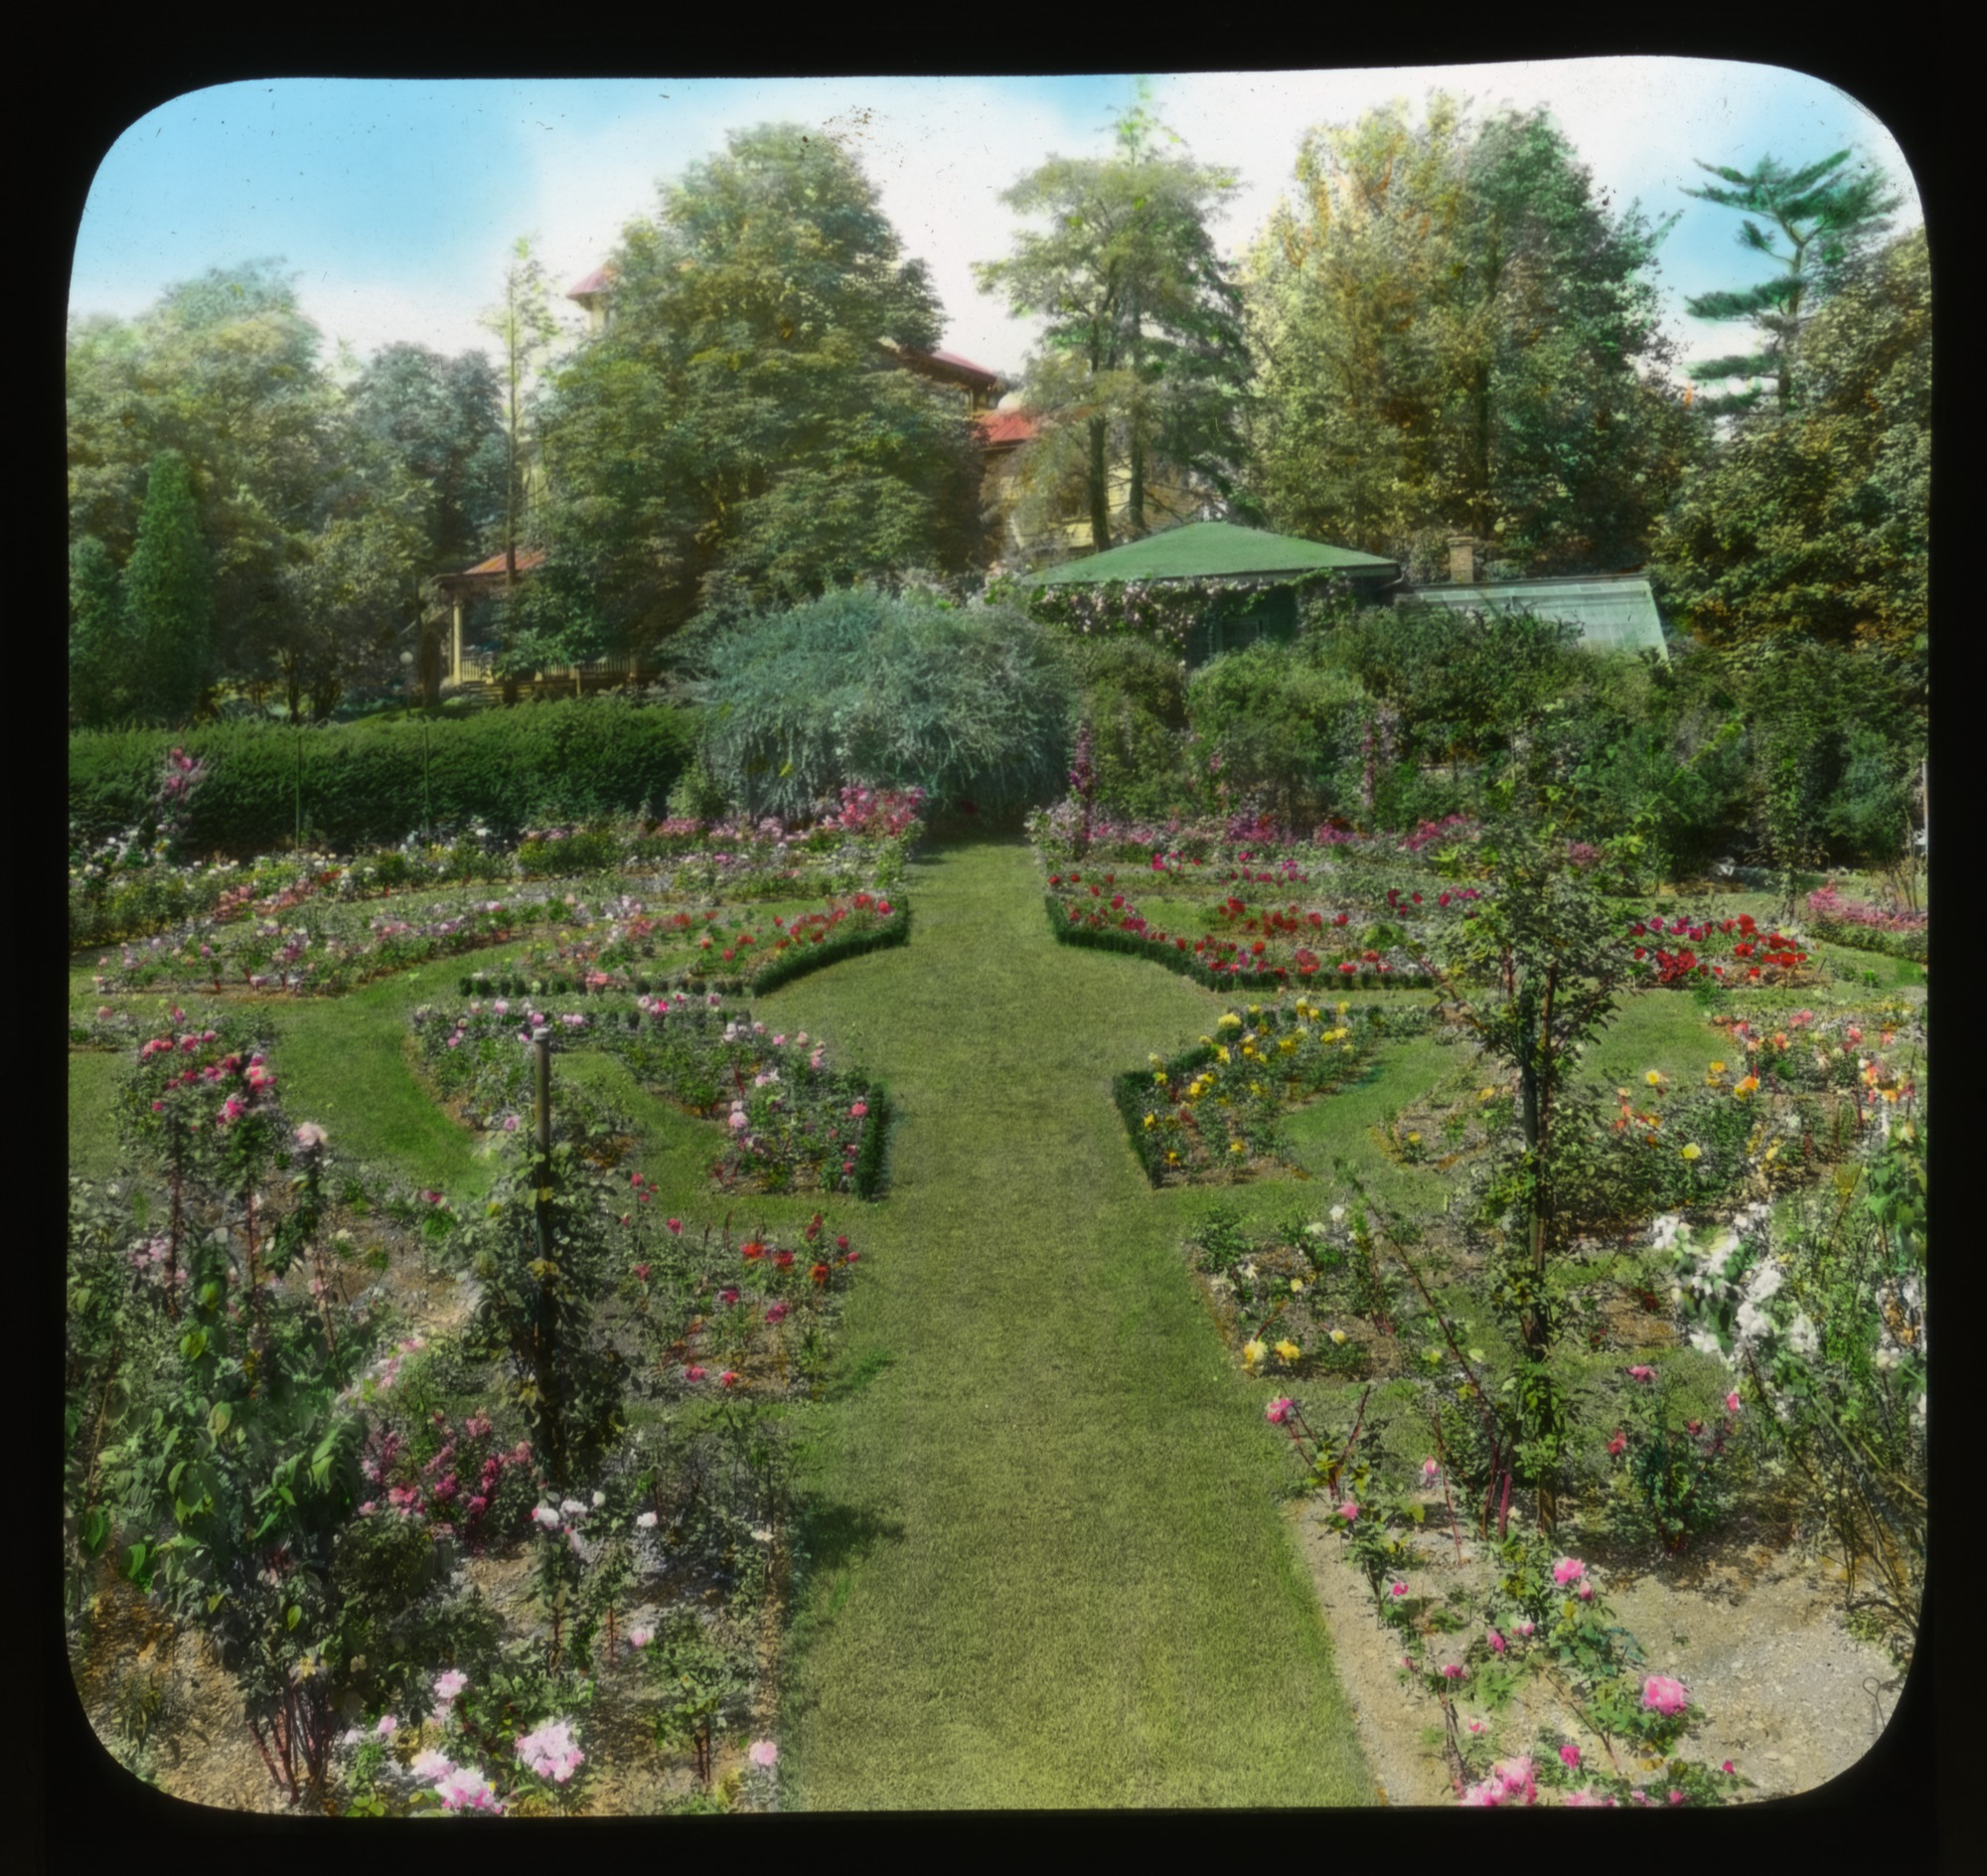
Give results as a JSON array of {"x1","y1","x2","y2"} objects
[
  {"x1": 530, "y1": 125, "x2": 985, "y2": 664},
  {"x1": 121, "y1": 451, "x2": 215, "y2": 724},
  {"x1": 67, "y1": 264, "x2": 508, "y2": 719},
  {"x1": 976, "y1": 96, "x2": 1251, "y2": 552},
  {"x1": 1245, "y1": 98, "x2": 1696, "y2": 577},
  {"x1": 1652, "y1": 227, "x2": 1928, "y2": 662}
]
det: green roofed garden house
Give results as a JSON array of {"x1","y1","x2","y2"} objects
[
  {"x1": 1020, "y1": 521, "x2": 1402, "y2": 664},
  {"x1": 1021, "y1": 522, "x2": 1667, "y2": 667}
]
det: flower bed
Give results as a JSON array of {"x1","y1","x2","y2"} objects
[
  {"x1": 460, "y1": 891, "x2": 909, "y2": 1003},
  {"x1": 1118, "y1": 998, "x2": 1430, "y2": 1186},
  {"x1": 1048, "y1": 870, "x2": 1459, "y2": 993},
  {"x1": 90, "y1": 891, "x2": 582, "y2": 998},
  {"x1": 1624, "y1": 910, "x2": 1816, "y2": 989},
  {"x1": 71, "y1": 792, "x2": 924, "y2": 953},
  {"x1": 1803, "y1": 882, "x2": 1927, "y2": 963},
  {"x1": 411, "y1": 997, "x2": 891, "y2": 1198}
]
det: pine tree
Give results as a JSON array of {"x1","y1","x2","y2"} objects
[
  {"x1": 122, "y1": 451, "x2": 214, "y2": 723},
  {"x1": 69, "y1": 535, "x2": 129, "y2": 726},
  {"x1": 1681, "y1": 150, "x2": 1903, "y2": 418}
]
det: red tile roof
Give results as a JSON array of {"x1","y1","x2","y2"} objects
[
  {"x1": 567, "y1": 267, "x2": 616, "y2": 300},
  {"x1": 455, "y1": 548, "x2": 547, "y2": 578},
  {"x1": 973, "y1": 409, "x2": 1038, "y2": 447}
]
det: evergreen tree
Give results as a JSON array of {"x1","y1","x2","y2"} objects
[
  {"x1": 976, "y1": 91, "x2": 1250, "y2": 552},
  {"x1": 69, "y1": 535, "x2": 129, "y2": 726},
  {"x1": 122, "y1": 451, "x2": 214, "y2": 723},
  {"x1": 1680, "y1": 150, "x2": 1903, "y2": 418}
]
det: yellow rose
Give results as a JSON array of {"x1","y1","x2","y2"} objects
[
  {"x1": 1218, "y1": 1014, "x2": 1243, "y2": 1030},
  {"x1": 1243, "y1": 1338, "x2": 1268, "y2": 1365},
  {"x1": 1276, "y1": 1339, "x2": 1302, "y2": 1362},
  {"x1": 1645, "y1": 1070, "x2": 1663, "y2": 1087},
  {"x1": 1681, "y1": 1144, "x2": 1701, "y2": 1162},
  {"x1": 1330, "y1": 1329, "x2": 1348, "y2": 1345},
  {"x1": 1144, "y1": 1114, "x2": 1156, "y2": 1129}
]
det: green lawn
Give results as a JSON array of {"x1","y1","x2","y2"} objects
[{"x1": 755, "y1": 837, "x2": 1375, "y2": 1807}]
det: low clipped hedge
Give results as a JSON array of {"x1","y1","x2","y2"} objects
[
  {"x1": 1808, "y1": 918, "x2": 1928, "y2": 965},
  {"x1": 850, "y1": 1081, "x2": 894, "y2": 1201},
  {"x1": 69, "y1": 700, "x2": 695, "y2": 859}
]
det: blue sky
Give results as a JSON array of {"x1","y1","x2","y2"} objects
[{"x1": 69, "y1": 64, "x2": 1922, "y2": 388}]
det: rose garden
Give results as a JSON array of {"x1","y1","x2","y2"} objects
[{"x1": 66, "y1": 681, "x2": 1927, "y2": 1811}]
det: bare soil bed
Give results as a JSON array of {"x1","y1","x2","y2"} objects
[{"x1": 1292, "y1": 1496, "x2": 1907, "y2": 1806}]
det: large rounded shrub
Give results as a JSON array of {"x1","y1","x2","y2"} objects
[
  {"x1": 1185, "y1": 643, "x2": 1368, "y2": 829},
  {"x1": 1065, "y1": 635, "x2": 1193, "y2": 820},
  {"x1": 691, "y1": 588, "x2": 1077, "y2": 821}
]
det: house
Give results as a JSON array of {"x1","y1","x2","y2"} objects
[
  {"x1": 1021, "y1": 521, "x2": 1403, "y2": 663},
  {"x1": 1399, "y1": 535, "x2": 1669, "y2": 661}
]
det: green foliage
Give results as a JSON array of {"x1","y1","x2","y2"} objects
[
  {"x1": 533, "y1": 125, "x2": 984, "y2": 657},
  {"x1": 1680, "y1": 150, "x2": 1903, "y2": 418},
  {"x1": 70, "y1": 536, "x2": 131, "y2": 728},
  {"x1": 68, "y1": 698, "x2": 694, "y2": 856},
  {"x1": 976, "y1": 89, "x2": 1251, "y2": 550},
  {"x1": 1319, "y1": 604, "x2": 1587, "y2": 775},
  {"x1": 1654, "y1": 227, "x2": 1928, "y2": 663},
  {"x1": 1246, "y1": 96, "x2": 1693, "y2": 572},
  {"x1": 691, "y1": 589, "x2": 1076, "y2": 821},
  {"x1": 122, "y1": 452, "x2": 215, "y2": 722},
  {"x1": 67, "y1": 262, "x2": 341, "y2": 697},
  {"x1": 456, "y1": 1135, "x2": 629, "y2": 1490},
  {"x1": 1187, "y1": 641, "x2": 1369, "y2": 826},
  {"x1": 1063, "y1": 634, "x2": 1191, "y2": 818}
]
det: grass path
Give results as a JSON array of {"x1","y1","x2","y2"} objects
[{"x1": 757, "y1": 838, "x2": 1374, "y2": 1808}]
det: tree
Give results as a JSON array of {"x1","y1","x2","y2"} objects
[
  {"x1": 1681, "y1": 151, "x2": 1903, "y2": 419},
  {"x1": 1652, "y1": 228, "x2": 1928, "y2": 661},
  {"x1": 976, "y1": 93, "x2": 1250, "y2": 552},
  {"x1": 479, "y1": 239, "x2": 565, "y2": 586},
  {"x1": 69, "y1": 535, "x2": 130, "y2": 727},
  {"x1": 343, "y1": 343, "x2": 508, "y2": 704},
  {"x1": 67, "y1": 263, "x2": 338, "y2": 694},
  {"x1": 1247, "y1": 97, "x2": 1694, "y2": 574},
  {"x1": 122, "y1": 452, "x2": 214, "y2": 722},
  {"x1": 532, "y1": 126, "x2": 984, "y2": 664}
]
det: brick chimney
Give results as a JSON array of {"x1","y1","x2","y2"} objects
[{"x1": 1448, "y1": 533, "x2": 1479, "y2": 583}]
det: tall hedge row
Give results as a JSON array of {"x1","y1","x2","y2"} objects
[{"x1": 69, "y1": 700, "x2": 695, "y2": 858}]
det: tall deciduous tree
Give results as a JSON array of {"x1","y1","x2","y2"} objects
[
  {"x1": 123, "y1": 451, "x2": 214, "y2": 723},
  {"x1": 1246, "y1": 97, "x2": 1693, "y2": 575},
  {"x1": 976, "y1": 93, "x2": 1250, "y2": 553},
  {"x1": 1680, "y1": 150, "x2": 1903, "y2": 419},
  {"x1": 532, "y1": 126, "x2": 982, "y2": 664},
  {"x1": 343, "y1": 343, "x2": 508, "y2": 704},
  {"x1": 479, "y1": 238, "x2": 565, "y2": 585}
]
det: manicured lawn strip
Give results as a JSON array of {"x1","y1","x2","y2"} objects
[
  {"x1": 757, "y1": 838, "x2": 1372, "y2": 1807},
  {"x1": 1280, "y1": 1030, "x2": 1468, "y2": 1211}
]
